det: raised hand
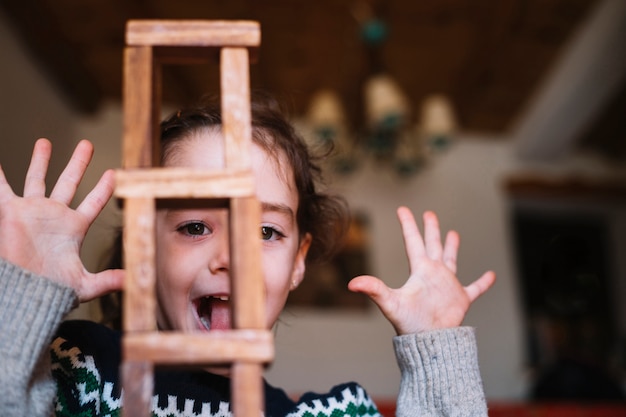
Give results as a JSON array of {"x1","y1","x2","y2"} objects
[
  {"x1": 0, "y1": 138, "x2": 123, "y2": 302},
  {"x1": 348, "y1": 206, "x2": 495, "y2": 335}
]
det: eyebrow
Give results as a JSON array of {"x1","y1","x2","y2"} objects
[
  {"x1": 158, "y1": 200, "x2": 294, "y2": 222},
  {"x1": 260, "y1": 201, "x2": 295, "y2": 220}
]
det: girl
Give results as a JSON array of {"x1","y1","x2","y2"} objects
[{"x1": 0, "y1": 98, "x2": 495, "y2": 416}]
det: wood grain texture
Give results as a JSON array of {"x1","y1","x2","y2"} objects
[
  {"x1": 121, "y1": 361, "x2": 154, "y2": 417},
  {"x1": 123, "y1": 46, "x2": 161, "y2": 168},
  {"x1": 124, "y1": 330, "x2": 274, "y2": 364},
  {"x1": 221, "y1": 48, "x2": 252, "y2": 170},
  {"x1": 115, "y1": 168, "x2": 255, "y2": 199},
  {"x1": 123, "y1": 197, "x2": 157, "y2": 332},
  {"x1": 127, "y1": 20, "x2": 261, "y2": 47},
  {"x1": 230, "y1": 197, "x2": 265, "y2": 330},
  {"x1": 232, "y1": 363, "x2": 264, "y2": 417}
]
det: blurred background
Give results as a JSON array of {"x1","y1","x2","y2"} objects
[{"x1": 0, "y1": 0, "x2": 625, "y2": 408}]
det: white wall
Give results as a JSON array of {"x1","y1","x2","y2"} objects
[{"x1": 1, "y1": 7, "x2": 624, "y2": 403}]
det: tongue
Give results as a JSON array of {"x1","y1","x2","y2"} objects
[
  {"x1": 209, "y1": 299, "x2": 231, "y2": 330},
  {"x1": 199, "y1": 298, "x2": 231, "y2": 331}
]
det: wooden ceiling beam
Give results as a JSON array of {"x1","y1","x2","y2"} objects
[{"x1": 450, "y1": 0, "x2": 595, "y2": 132}]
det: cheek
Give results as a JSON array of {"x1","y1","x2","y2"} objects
[
  {"x1": 155, "y1": 241, "x2": 201, "y2": 330},
  {"x1": 155, "y1": 238, "x2": 196, "y2": 302},
  {"x1": 261, "y1": 250, "x2": 298, "y2": 326},
  {"x1": 262, "y1": 263, "x2": 292, "y2": 295}
]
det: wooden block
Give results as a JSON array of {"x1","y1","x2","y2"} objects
[
  {"x1": 127, "y1": 20, "x2": 260, "y2": 48},
  {"x1": 123, "y1": 197, "x2": 157, "y2": 332},
  {"x1": 232, "y1": 363, "x2": 264, "y2": 417},
  {"x1": 123, "y1": 46, "x2": 161, "y2": 168},
  {"x1": 230, "y1": 197, "x2": 265, "y2": 329},
  {"x1": 115, "y1": 168, "x2": 255, "y2": 199},
  {"x1": 119, "y1": 19, "x2": 269, "y2": 417},
  {"x1": 123, "y1": 330, "x2": 274, "y2": 364},
  {"x1": 221, "y1": 47, "x2": 252, "y2": 170},
  {"x1": 121, "y1": 361, "x2": 154, "y2": 417}
]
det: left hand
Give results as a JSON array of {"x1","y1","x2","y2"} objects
[
  {"x1": 0, "y1": 139, "x2": 124, "y2": 302},
  {"x1": 348, "y1": 206, "x2": 496, "y2": 335}
]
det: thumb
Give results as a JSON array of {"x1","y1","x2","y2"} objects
[
  {"x1": 348, "y1": 275, "x2": 392, "y2": 307},
  {"x1": 78, "y1": 269, "x2": 125, "y2": 303},
  {"x1": 465, "y1": 270, "x2": 496, "y2": 303}
]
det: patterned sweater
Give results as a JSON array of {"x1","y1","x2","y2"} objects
[
  {"x1": 0, "y1": 258, "x2": 488, "y2": 417},
  {"x1": 51, "y1": 320, "x2": 379, "y2": 417}
]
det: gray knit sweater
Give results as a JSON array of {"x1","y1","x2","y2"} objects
[{"x1": 0, "y1": 257, "x2": 488, "y2": 416}]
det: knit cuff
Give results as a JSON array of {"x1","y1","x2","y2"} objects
[
  {"x1": 393, "y1": 327, "x2": 487, "y2": 417},
  {"x1": 0, "y1": 257, "x2": 77, "y2": 373}
]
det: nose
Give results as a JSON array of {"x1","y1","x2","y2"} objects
[{"x1": 208, "y1": 228, "x2": 230, "y2": 274}]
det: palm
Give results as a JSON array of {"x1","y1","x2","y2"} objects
[{"x1": 349, "y1": 207, "x2": 495, "y2": 335}]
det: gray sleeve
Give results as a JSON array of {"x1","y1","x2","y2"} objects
[
  {"x1": 393, "y1": 327, "x2": 488, "y2": 417},
  {"x1": 0, "y1": 258, "x2": 77, "y2": 416}
]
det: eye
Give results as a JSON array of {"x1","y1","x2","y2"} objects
[
  {"x1": 177, "y1": 222, "x2": 211, "y2": 237},
  {"x1": 261, "y1": 226, "x2": 284, "y2": 241}
]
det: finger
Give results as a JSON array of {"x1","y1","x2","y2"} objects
[
  {"x1": 0, "y1": 164, "x2": 16, "y2": 202},
  {"x1": 78, "y1": 269, "x2": 125, "y2": 303},
  {"x1": 423, "y1": 211, "x2": 443, "y2": 260},
  {"x1": 76, "y1": 169, "x2": 115, "y2": 222},
  {"x1": 465, "y1": 270, "x2": 496, "y2": 303},
  {"x1": 348, "y1": 275, "x2": 392, "y2": 306},
  {"x1": 442, "y1": 230, "x2": 459, "y2": 274},
  {"x1": 396, "y1": 206, "x2": 426, "y2": 269},
  {"x1": 50, "y1": 140, "x2": 94, "y2": 205},
  {"x1": 23, "y1": 138, "x2": 52, "y2": 198},
  {"x1": 349, "y1": 275, "x2": 402, "y2": 334}
]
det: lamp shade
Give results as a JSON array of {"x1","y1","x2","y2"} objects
[
  {"x1": 363, "y1": 74, "x2": 410, "y2": 128},
  {"x1": 307, "y1": 89, "x2": 347, "y2": 127},
  {"x1": 420, "y1": 94, "x2": 457, "y2": 136}
]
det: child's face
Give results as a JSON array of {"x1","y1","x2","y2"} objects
[{"x1": 155, "y1": 129, "x2": 311, "y2": 333}]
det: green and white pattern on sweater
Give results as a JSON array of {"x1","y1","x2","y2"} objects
[
  {"x1": 51, "y1": 337, "x2": 121, "y2": 416},
  {"x1": 289, "y1": 386, "x2": 380, "y2": 417},
  {"x1": 50, "y1": 336, "x2": 381, "y2": 417}
]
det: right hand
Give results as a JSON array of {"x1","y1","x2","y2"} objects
[{"x1": 0, "y1": 138, "x2": 124, "y2": 302}]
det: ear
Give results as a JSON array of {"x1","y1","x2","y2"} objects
[{"x1": 290, "y1": 233, "x2": 312, "y2": 291}]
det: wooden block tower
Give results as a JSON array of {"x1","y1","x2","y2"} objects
[{"x1": 114, "y1": 20, "x2": 271, "y2": 417}]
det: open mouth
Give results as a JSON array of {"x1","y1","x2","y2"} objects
[{"x1": 195, "y1": 295, "x2": 231, "y2": 331}]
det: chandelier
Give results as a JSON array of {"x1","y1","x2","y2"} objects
[{"x1": 298, "y1": 2, "x2": 458, "y2": 178}]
